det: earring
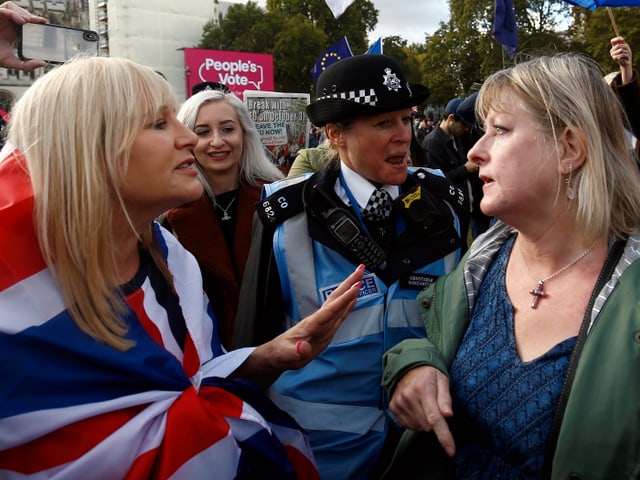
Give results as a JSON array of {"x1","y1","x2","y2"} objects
[{"x1": 565, "y1": 163, "x2": 575, "y2": 200}]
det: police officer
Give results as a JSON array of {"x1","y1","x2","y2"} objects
[{"x1": 234, "y1": 54, "x2": 468, "y2": 480}]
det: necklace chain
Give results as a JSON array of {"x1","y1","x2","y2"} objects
[
  {"x1": 518, "y1": 238, "x2": 598, "y2": 309},
  {"x1": 208, "y1": 192, "x2": 237, "y2": 221}
]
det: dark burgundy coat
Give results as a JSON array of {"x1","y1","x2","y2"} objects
[{"x1": 165, "y1": 184, "x2": 261, "y2": 348}]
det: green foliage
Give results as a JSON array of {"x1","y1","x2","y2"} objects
[
  {"x1": 266, "y1": 0, "x2": 377, "y2": 54},
  {"x1": 198, "y1": 2, "x2": 278, "y2": 52},
  {"x1": 198, "y1": 0, "x2": 640, "y2": 108},
  {"x1": 272, "y1": 15, "x2": 327, "y2": 93},
  {"x1": 198, "y1": 0, "x2": 377, "y2": 93}
]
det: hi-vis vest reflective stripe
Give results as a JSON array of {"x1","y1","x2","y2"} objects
[{"x1": 263, "y1": 177, "x2": 460, "y2": 479}]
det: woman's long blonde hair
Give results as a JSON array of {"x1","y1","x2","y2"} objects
[{"x1": 8, "y1": 56, "x2": 179, "y2": 350}]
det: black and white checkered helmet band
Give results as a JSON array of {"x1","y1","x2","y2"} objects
[{"x1": 317, "y1": 88, "x2": 378, "y2": 107}]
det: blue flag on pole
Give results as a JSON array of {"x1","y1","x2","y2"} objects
[
  {"x1": 493, "y1": 0, "x2": 518, "y2": 59},
  {"x1": 310, "y1": 37, "x2": 353, "y2": 81},
  {"x1": 562, "y1": 0, "x2": 640, "y2": 8},
  {"x1": 365, "y1": 37, "x2": 383, "y2": 54}
]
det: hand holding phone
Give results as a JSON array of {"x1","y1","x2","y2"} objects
[
  {"x1": 18, "y1": 23, "x2": 99, "y2": 65},
  {"x1": 0, "y1": 2, "x2": 47, "y2": 71}
]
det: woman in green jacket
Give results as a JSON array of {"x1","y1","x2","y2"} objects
[{"x1": 382, "y1": 54, "x2": 640, "y2": 479}]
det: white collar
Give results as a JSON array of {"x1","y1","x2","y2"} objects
[{"x1": 337, "y1": 160, "x2": 400, "y2": 209}]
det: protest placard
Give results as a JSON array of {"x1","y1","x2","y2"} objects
[{"x1": 244, "y1": 91, "x2": 310, "y2": 174}]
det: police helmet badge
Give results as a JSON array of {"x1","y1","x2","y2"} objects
[{"x1": 382, "y1": 68, "x2": 401, "y2": 92}]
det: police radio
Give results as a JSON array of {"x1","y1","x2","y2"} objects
[{"x1": 322, "y1": 207, "x2": 386, "y2": 269}]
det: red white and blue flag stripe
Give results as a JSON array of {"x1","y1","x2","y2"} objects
[{"x1": 0, "y1": 147, "x2": 318, "y2": 479}]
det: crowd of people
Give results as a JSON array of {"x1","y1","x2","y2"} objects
[{"x1": 1, "y1": 1, "x2": 639, "y2": 479}]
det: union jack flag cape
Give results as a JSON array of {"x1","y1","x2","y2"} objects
[{"x1": 0, "y1": 147, "x2": 319, "y2": 479}]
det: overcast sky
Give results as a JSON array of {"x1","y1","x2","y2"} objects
[
  {"x1": 368, "y1": 0, "x2": 450, "y2": 44},
  {"x1": 224, "y1": 0, "x2": 451, "y2": 45}
]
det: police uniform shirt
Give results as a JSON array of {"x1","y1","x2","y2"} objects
[{"x1": 336, "y1": 160, "x2": 399, "y2": 212}]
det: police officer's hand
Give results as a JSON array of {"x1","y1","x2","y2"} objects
[
  {"x1": 0, "y1": 2, "x2": 46, "y2": 71},
  {"x1": 389, "y1": 365, "x2": 456, "y2": 457}
]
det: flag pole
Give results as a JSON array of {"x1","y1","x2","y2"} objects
[{"x1": 606, "y1": 7, "x2": 621, "y2": 38}]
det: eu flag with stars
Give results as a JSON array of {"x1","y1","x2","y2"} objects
[{"x1": 310, "y1": 37, "x2": 353, "y2": 81}]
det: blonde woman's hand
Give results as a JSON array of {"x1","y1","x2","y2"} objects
[{"x1": 234, "y1": 264, "x2": 365, "y2": 386}]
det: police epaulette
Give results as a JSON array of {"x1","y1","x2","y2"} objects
[
  {"x1": 411, "y1": 167, "x2": 468, "y2": 214},
  {"x1": 255, "y1": 177, "x2": 308, "y2": 226}
]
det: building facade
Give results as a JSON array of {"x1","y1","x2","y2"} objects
[
  {"x1": 0, "y1": 0, "x2": 222, "y2": 113},
  {"x1": 89, "y1": 0, "x2": 220, "y2": 99}
]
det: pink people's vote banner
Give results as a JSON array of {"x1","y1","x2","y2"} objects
[{"x1": 184, "y1": 48, "x2": 274, "y2": 99}]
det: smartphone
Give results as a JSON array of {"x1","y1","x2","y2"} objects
[{"x1": 18, "y1": 23, "x2": 99, "y2": 64}]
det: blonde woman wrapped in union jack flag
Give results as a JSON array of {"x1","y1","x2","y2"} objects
[{"x1": 0, "y1": 54, "x2": 364, "y2": 479}]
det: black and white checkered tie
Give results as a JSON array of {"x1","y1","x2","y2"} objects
[{"x1": 362, "y1": 188, "x2": 393, "y2": 222}]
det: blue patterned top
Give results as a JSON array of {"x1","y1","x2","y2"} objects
[{"x1": 449, "y1": 235, "x2": 576, "y2": 479}]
